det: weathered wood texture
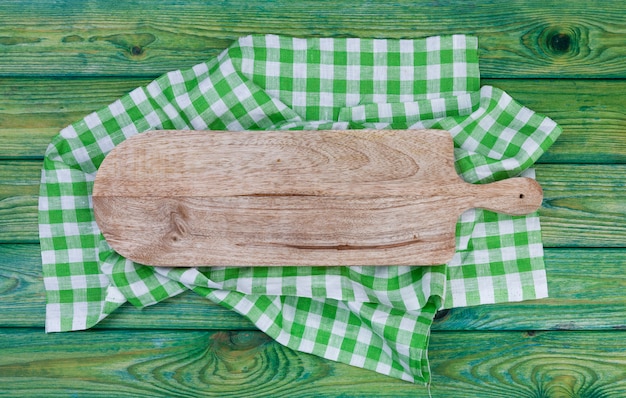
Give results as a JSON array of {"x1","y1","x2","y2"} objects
[
  {"x1": 2, "y1": 161, "x2": 624, "y2": 247},
  {"x1": 1, "y1": 0, "x2": 625, "y2": 396},
  {"x1": 2, "y1": 244, "x2": 626, "y2": 332},
  {"x1": 1, "y1": 1, "x2": 625, "y2": 78},
  {"x1": 93, "y1": 129, "x2": 541, "y2": 267},
  {"x1": 2, "y1": 78, "x2": 625, "y2": 163},
  {"x1": 2, "y1": 328, "x2": 626, "y2": 397}
]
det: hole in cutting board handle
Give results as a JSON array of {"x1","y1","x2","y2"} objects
[{"x1": 468, "y1": 177, "x2": 543, "y2": 216}]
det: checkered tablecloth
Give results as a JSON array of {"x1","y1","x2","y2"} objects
[{"x1": 39, "y1": 34, "x2": 561, "y2": 384}]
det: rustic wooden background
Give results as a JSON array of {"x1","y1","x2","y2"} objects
[{"x1": 1, "y1": 1, "x2": 625, "y2": 396}]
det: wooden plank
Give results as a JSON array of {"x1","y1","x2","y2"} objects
[
  {"x1": 0, "y1": 161, "x2": 42, "y2": 198},
  {"x1": 0, "y1": 243, "x2": 252, "y2": 330},
  {"x1": 429, "y1": 330, "x2": 626, "y2": 396},
  {"x1": 489, "y1": 79, "x2": 626, "y2": 164},
  {"x1": 434, "y1": 248, "x2": 626, "y2": 331},
  {"x1": 2, "y1": 77, "x2": 625, "y2": 163},
  {"x1": 0, "y1": 244, "x2": 47, "y2": 328},
  {"x1": 0, "y1": 77, "x2": 152, "y2": 159},
  {"x1": 537, "y1": 164, "x2": 626, "y2": 247},
  {"x1": 2, "y1": 244, "x2": 626, "y2": 331},
  {"x1": 3, "y1": 160, "x2": 624, "y2": 246},
  {"x1": 0, "y1": 161, "x2": 41, "y2": 244},
  {"x1": 2, "y1": 328, "x2": 626, "y2": 396},
  {"x1": 1, "y1": 1, "x2": 625, "y2": 78},
  {"x1": 93, "y1": 129, "x2": 541, "y2": 267}
]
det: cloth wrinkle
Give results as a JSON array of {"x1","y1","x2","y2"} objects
[{"x1": 38, "y1": 34, "x2": 561, "y2": 384}]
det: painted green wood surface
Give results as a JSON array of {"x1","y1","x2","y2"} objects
[
  {"x1": 2, "y1": 78, "x2": 626, "y2": 163},
  {"x1": 2, "y1": 162, "x2": 625, "y2": 246},
  {"x1": 2, "y1": 244, "x2": 626, "y2": 332},
  {"x1": 1, "y1": 1, "x2": 626, "y2": 78},
  {"x1": 1, "y1": 0, "x2": 625, "y2": 396},
  {"x1": 3, "y1": 328, "x2": 626, "y2": 397}
]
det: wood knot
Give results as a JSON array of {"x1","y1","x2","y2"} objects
[
  {"x1": 168, "y1": 206, "x2": 189, "y2": 243},
  {"x1": 522, "y1": 24, "x2": 588, "y2": 62},
  {"x1": 130, "y1": 45, "x2": 143, "y2": 56},
  {"x1": 548, "y1": 33, "x2": 571, "y2": 53},
  {"x1": 228, "y1": 331, "x2": 272, "y2": 350},
  {"x1": 88, "y1": 33, "x2": 155, "y2": 59},
  {"x1": 539, "y1": 25, "x2": 585, "y2": 58}
]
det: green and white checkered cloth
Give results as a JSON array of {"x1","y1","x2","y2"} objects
[{"x1": 39, "y1": 35, "x2": 561, "y2": 384}]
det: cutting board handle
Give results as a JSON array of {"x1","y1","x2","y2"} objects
[{"x1": 467, "y1": 177, "x2": 543, "y2": 216}]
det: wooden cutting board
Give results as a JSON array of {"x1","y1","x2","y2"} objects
[{"x1": 92, "y1": 129, "x2": 543, "y2": 267}]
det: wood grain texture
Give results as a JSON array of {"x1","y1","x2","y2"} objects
[
  {"x1": 0, "y1": 161, "x2": 41, "y2": 244},
  {"x1": 0, "y1": 244, "x2": 253, "y2": 330},
  {"x1": 1, "y1": 2, "x2": 625, "y2": 394},
  {"x1": 1, "y1": 1, "x2": 626, "y2": 78},
  {"x1": 93, "y1": 129, "x2": 542, "y2": 266},
  {"x1": 3, "y1": 328, "x2": 626, "y2": 397},
  {"x1": 490, "y1": 79, "x2": 626, "y2": 164},
  {"x1": 3, "y1": 78, "x2": 626, "y2": 163},
  {"x1": 538, "y1": 164, "x2": 626, "y2": 247},
  {"x1": 429, "y1": 330, "x2": 626, "y2": 397},
  {"x1": 0, "y1": 77, "x2": 152, "y2": 159},
  {"x1": 435, "y1": 249, "x2": 626, "y2": 331},
  {"x1": 0, "y1": 328, "x2": 418, "y2": 397},
  {"x1": 2, "y1": 160, "x2": 622, "y2": 247},
  {"x1": 3, "y1": 245, "x2": 626, "y2": 332}
]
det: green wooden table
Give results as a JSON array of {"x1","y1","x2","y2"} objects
[{"x1": 1, "y1": 1, "x2": 625, "y2": 396}]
